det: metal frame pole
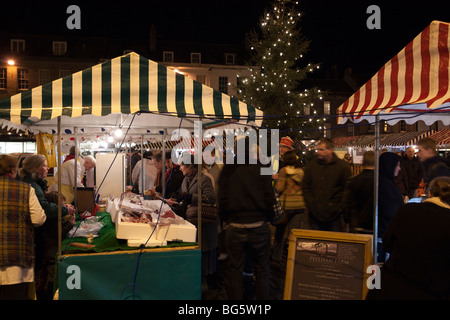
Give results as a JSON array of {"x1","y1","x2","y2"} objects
[
  {"x1": 196, "y1": 119, "x2": 202, "y2": 251},
  {"x1": 373, "y1": 115, "x2": 380, "y2": 264},
  {"x1": 140, "y1": 135, "x2": 144, "y2": 195},
  {"x1": 73, "y1": 127, "x2": 78, "y2": 211},
  {"x1": 162, "y1": 131, "x2": 166, "y2": 198},
  {"x1": 57, "y1": 116, "x2": 62, "y2": 258}
]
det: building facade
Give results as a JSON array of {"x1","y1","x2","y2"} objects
[{"x1": 0, "y1": 29, "x2": 252, "y2": 102}]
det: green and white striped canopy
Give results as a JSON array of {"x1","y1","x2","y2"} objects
[{"x1": 0, "y1": 52, "x2": 262, "y2": 133}]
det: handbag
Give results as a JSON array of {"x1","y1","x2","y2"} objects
[
  {"x1": 271, "y1": 186, "x2": 286, "y2": 226},
  {"x1": 186, "y1": 203, "x2": 218, "y2": 224}
]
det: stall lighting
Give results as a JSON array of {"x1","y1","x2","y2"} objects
[
  {"x1": 7, "y1": 60, "x2": 14, "y2": 65},
  {"x1": 113, "y1": 128, "x2": 123, "y2": 138}
]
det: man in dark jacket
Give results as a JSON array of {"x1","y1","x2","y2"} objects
[
  {"x1": 302, "y1": 138, "x2": 351, "y2": 232},
  {"x1": 397, "y1": 147, "x2": 423, "y2": 200},
  {"x1": 342, "y1": 151, "x2": 374, "y2": 233},
  {"x1": 417, "y1": 138, "x2": 450, "y2": 192},
  {"x1": 217, "y1": 137, "x2": 274, "y2": 300}
]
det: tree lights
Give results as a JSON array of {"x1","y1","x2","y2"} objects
[{"x1": 236, "y1": 0, "x2": 325, "y2": 140}]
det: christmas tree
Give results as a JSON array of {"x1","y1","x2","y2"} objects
[{"x1": 236, "y1": 0, "x2": 325, "y2": 143}]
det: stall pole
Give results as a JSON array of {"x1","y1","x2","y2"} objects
[
  {"x1": 161, "y1": 130, "x2": 166, "y2": 198},
  {"x1": 140, "y1": 135, "x2": 144, "y2": 195},
  {"x1": 57, "y1": 116, "x2": 62, "y2": 258},
  {"x1": 373, "y1": 115, "x2": 380, "y2": 264},
  {"x1": 197, "y1": 120, "x2": 202, "y2": 251},
  {"x1": 73, "y1": 127, "x2": 78, "y2": 212}
]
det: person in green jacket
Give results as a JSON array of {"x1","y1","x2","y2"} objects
[{"x1": 19, "y1": 154, "x2": 75, "y2": 300}]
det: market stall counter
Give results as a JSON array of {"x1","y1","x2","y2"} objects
[{"x1": 57, "y1": 210, "x2": 201, "y2": 300}]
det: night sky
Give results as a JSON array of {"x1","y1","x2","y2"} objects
[{"x1": 1, "y1": 0, "x2": 448, "y2": 77}]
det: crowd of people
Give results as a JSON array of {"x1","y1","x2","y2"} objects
[
  {"x1": 0, "y1": 149, "x2": 98, "y2": 300},
  {"x1": 2, "y1": 135, "x2": 450, "y2": 300}
]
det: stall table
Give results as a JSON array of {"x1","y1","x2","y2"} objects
[{"x1": 57, "y1": 211, "x2": 201, "y2": 300}]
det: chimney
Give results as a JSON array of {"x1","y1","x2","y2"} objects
[{"x1": 149, "y1": 24, "x2": 157, "y2": 52}]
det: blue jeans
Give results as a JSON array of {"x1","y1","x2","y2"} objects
[{"x1": 225, "y1": 223, "x2": 271, "y2": 300}]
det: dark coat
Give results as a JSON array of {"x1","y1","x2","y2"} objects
[
  {"x1": 179, "y1": 171, "x2": 216, "y2": 206},
  {"x1": 155, "y1": 165, "x2": 184, "y2": 199},
  {"x1": 218, "y1": 163, "x2": 274, "y2": 224},
  {"x1": 381, "y1": 202, "x2": 450, "y2": 299},
  {"x1": 378, "y1": 152, "x2": 404, "y2": 238},
  {"x1": 422, "y1": 156, "x2": 450, "y2": 189},
  {"x1": 21, "y1": 173, "x2": 68, "y2": 223},
  {"x1": 179, "y1": 171, "x2": 217, "y2": 251},
  {"x1": 302, "y1": 153, "x2": 351, "y2": 223},
  {"x1": 342, "y1": 169, "x2": 374, "y2": 231},
  {"x1": 397, "y1": 155, "x2": 423, "y2": 195}
]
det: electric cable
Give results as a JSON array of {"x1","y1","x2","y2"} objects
[
  {"x1": 119, "y1": 117, "x2": 183, "y2": 300},
  {"x1": 62, "y1": 113, "x2": 137, "y2": 254}
]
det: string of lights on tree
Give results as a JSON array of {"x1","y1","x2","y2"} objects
[{"x1": 235, "y1": 0, "x2": 325, "y2": 141}]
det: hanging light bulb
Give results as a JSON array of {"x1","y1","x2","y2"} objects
[{"x1": 113, "y1": 128, "x2": 123, "y2": 138}]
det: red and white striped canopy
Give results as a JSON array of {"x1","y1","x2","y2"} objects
[
  {"x1": 427, "y1": 128, "x2": 450, "y2": 145},
  {"x1": 338, "y1": 21, "x2": 450, "y2": 126}
]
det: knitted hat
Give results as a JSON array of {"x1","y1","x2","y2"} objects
[{"x1": 280, "y1": 136, "x2": 294, "y2": 149}]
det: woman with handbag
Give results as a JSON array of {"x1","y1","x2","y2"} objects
[
  {"x1": 172, "y1": 153, "x2": 217, "y2": 297},
  {"x1": 270, "y1": 150, "x2": 306, "y2": 299},
  {"x1": 274, "y1": 150, "x2": 307, "y2": 239}
]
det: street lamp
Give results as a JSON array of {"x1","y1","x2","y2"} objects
[{"x1": 7, "y1": 59, "x2": 15, "y2": 65}]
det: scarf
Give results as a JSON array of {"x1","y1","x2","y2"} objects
[{"x1": 424, "y1": 197, "x2": 450, "y2": 210}]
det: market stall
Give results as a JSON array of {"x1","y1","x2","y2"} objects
[
  {"x1": 337, "y1": 20, "x2": 450, "y2": 262},
  {"x1": 0, "y1": 51, "x2": 264, "y2": 299},
  {"x1": 427, "y1": 128, "x2": 450, "y2": 147}
]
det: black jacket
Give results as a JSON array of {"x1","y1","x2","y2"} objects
[
  {"x1": 378, "y1": 152, "x2": 404, "y2": 238},
  {"x1": 302, "y1": 153, "x2": 352, "y2": 223},
  {"x1": 422, "y1": 156, "x2": 450, "y2": 189},
  {"x1": 342, "y1": 169, "x2": 374, "y2": 230},
  {"x1": 381, "y1": 202, "x2": 450, "y2": 299},
  {"x1": 397, "y1": 155, "x2": 423, "y2": 195},
  {"x1": 155, "y1": 165, "x2": 184, "y2": 199},
  {"x1": 218, "y1": 163, "x2": 274, "y2": 224}
]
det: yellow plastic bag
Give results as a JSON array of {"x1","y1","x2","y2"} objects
[{"x1": 36, "y1": 133, "x2": 56, "y2": 168}]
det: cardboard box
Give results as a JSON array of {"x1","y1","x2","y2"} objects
[{"x1": 115, "y1": 210, "x2": 197, "y2": 247}]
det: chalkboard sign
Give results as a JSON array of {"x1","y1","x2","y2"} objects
[{"x1": 284, "y1": 230, "x2": 373, "y2": 300}]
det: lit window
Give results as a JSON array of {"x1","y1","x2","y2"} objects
[
  {"x1": 53, "y1": 41, "x2": 67, "y2": 56},
  {"x1": 219, "y1": 76, "x2": 228, "y2": 94},
  {"x1": 18, "y1": 69, "x2": 28, "y2": 90},
  {"x1": 38, "y1": 69, "x2": 51, "y2": 85},
  {"x1": 163, "y1": 51, "x2": 174, "y2": 63},
  {"x1": 11, "y1": 39, "x2": 25, "y2": 53},
  {"x1": 323, "y1": 101, "x2": 330, "y2": 115},
  {"x1": 191, "y1": 52, "x2": 201, "y2": 64},
  {"x1": 0, "y1": 68, "x2": 7, "y2": 90},
  {"x1": 225, "y1": 53, "x2": 236, "y2": 65},
  {"x1": 400, "y1": 120, "x2": 407, "y2": 132}
]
